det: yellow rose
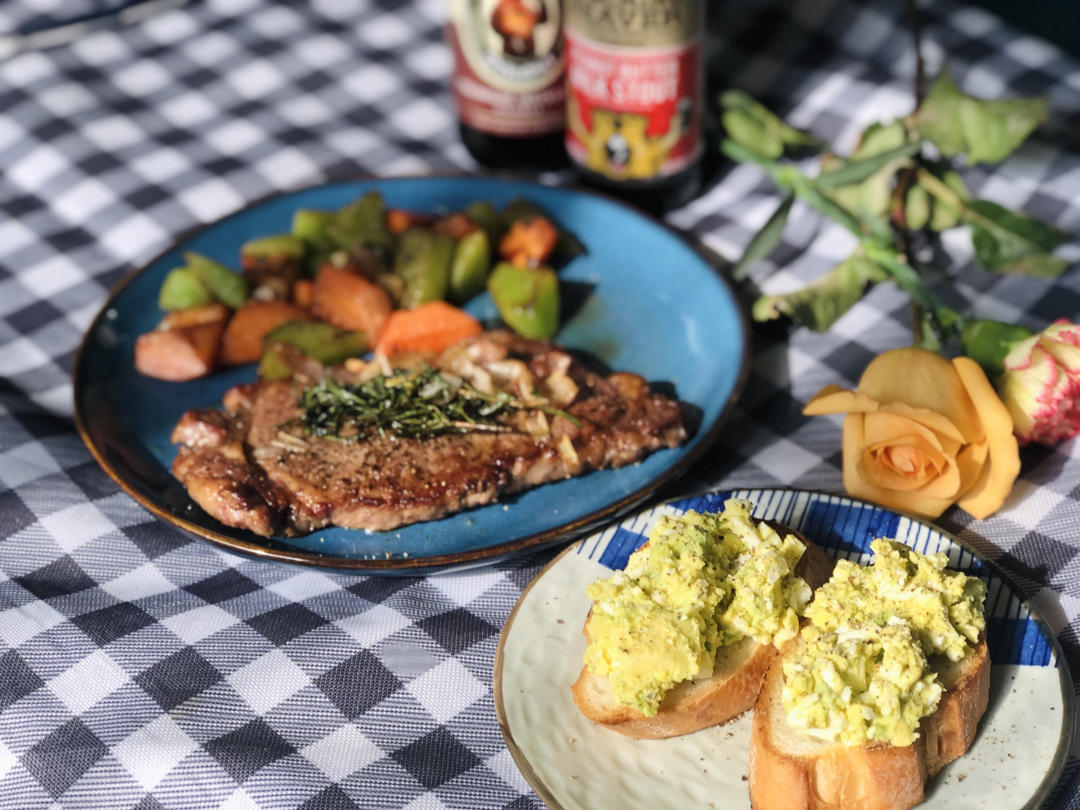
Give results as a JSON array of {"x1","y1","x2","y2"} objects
[{"x1": 803, "y1": 348, "x2": 1020, "y2": 519}]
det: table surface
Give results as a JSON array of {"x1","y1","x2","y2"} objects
[{"x1": 1, "y1": 0, "x2": 1079, "y2": 807}]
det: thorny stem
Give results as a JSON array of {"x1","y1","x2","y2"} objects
[
  {"x1": 908, "y1": 0, "x2": 925, "y2": 110},
  {"x1": 891, "y1": 166, "x2": 924, "y2": 340},
  {"x1": 905, "y1": 0, "x2": 927, "y2": 340}
]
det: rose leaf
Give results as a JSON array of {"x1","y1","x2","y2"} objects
[
  {"x1": 916, "y1": 71, "x2": 1048, "y2": 165},
  {"x1": 819, "y1": 121, "x2": 912, "y2": 237},
  {"x1": 732, "y1": 194, "x2": 794, "y2": 280},
  {"x1": 752, "y1": 254, "x2": 888, "y2": 332},
  {"x1": 966, "y1": 199, "x2": 1068, "y2": 277},
  {"x1": 720, "y1": 90, "x2": 823, "y2": 159}
]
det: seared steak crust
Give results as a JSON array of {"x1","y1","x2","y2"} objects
[{"x1": 171, "y1": 331, "x2": 687, "y2": 536}]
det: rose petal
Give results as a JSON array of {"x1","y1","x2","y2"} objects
[
  {"x1": 863, "y1": 411, "x2": 946, "y2": 453},
  {"x1": 857, "y1": 348, "x2": 983, "y2": 444},
  {"x1": 862, "y1": 439, "x2": 959, "y2": 495},
  {"x1": 803, "y1": 385, "x2": 881, "y2": 416},
  {"x1": 953, "y1": 440, "x2": 989, "y2": 503},
  {"x1": 953, "y1": 357, "x2": 1021, "y2": 519},
  {"x1": 803, "y1": 383, "x2": 967, "y2": 447},
  {"x1": 841, "y1": 414, "x2": 955, "y2": 519},
  {"x1": 861, "y1": 412, "x2": 953, "y2": 493},
  {"x1": 862, "y1": 445, "x2": 935, "y2": 491},
  {"x1": 877, "y1": 402, "x2": 966, "y2": 445}
]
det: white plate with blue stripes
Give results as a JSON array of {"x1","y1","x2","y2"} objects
[{"x1": 494, "y1": 488, "x2": 1074, "y2": 810}]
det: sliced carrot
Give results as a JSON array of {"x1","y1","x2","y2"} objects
[
  {"x1": 135, "y1": 320, "x2": 226, "y2": 381},
  {"x1": 292, "y1": 278, "x2": 314, "y2": 309},
  {"x1": 374, "y1": 300, "x2": 482, "y2": 357},
  {"x1": 220, "y1": 300, "x2": 312, "y2": 366},
  {"x1": 387, "y1": 208, "x2": 432, "y2": 235},
  {"x1": 311, "y1": 264, "x2": 393, "y2": 338},
  {"x1": 499, "y1": 216, "x2": 558, "y2": 268},
  {"x1": 433, "y1": 213, "x2": 479, "y2": 240},
  {"x1": 159, "y1": 303, "x2": 230, "y2": 330}
]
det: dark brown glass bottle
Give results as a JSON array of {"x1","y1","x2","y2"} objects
[
  {"x1": 447, "y1": 0, "x2": 567, "y2": 170},
  {"x1": 458, "y1": 126, "x2": 567, "y2": 170},
  {"x1": 564, "y1": 0, "x2": 704, "y2": 213}
]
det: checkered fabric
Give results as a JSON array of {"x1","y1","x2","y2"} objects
[{"x1": 0, "y1": 0, "x2": 1078, "y2": 806}]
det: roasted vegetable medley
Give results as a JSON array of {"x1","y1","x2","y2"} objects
[{"x1": 135, "y1": 192, "x2": 584, "y2": 381}]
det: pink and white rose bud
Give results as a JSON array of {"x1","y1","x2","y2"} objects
[{"x1": 997, "y1": 320, "x2": 1080, "y2": 445}]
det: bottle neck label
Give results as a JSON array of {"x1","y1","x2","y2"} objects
[
  {"x1": 448, "y1": 0, "x2": 565, "y2": 137},
  {"x1": 564, "y1": 8, "x2": 702, "y2": 181}
]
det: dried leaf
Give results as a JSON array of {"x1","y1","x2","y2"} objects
[
  {"x1": 752, "y1": 254, "x2": 888, "y2": 331},
  {"x1": 916, "y1": 71, "x2": 1048, "y2": 165}
]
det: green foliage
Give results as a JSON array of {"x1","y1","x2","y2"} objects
[
  {"x1": 719, "y1": 73, "x2": 1063, "y2": 344},
  {"x1": 961, "y1": 320, "x2": 1035, "y2": 377},
  {"x1": 298, "y1": 369, "x2": 575, "y2": 441},
  {"x1": 819, "y1": 122, "x2": 912, "y2": 237},
  {"x1": 752, "y1": 255, "x2": 888, "y2": 332},
  {"x1": 965, "y1": 199, "x2": 1068, "y2": 277},
  {"x1": 720, "y1": 90, "x2": 822, "y2": 159},
  {"x1": 892, "y1": 166, "x2": 970, "y2": 233},
  {"x1": 732, "y1": 195, "x2": 793, "y2": 280},
  {"x1": 916, "y1": 71, "x2": 1048, "y2": 165},
  {"x1": 816, "y1": 136, "x2": 922, "y2": 190}
]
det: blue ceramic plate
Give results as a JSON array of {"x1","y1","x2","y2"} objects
[
  {"x1": 496, "y1": 489, "x2": 1074, "y2": 809},
  {"x1": 74, "y1": 176, "x2": 749, "y2": 573}
]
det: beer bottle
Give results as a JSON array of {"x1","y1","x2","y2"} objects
[
  {"x1": 447, "y1": 0, "x2": 567, "y2": 169},
  {"x1": 564, "y1": 0, "x2": 705, "y2": 212}
]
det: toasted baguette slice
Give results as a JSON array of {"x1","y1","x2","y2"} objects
[
  {"x1": 573, "y1": 632, "x2": 777, "y2": 739},
  {"x1": 571, "y1": 525, "x2": 834, "y2": 739},
  {"x1": 748, "y1": 636, "x2": 990, "y2": 810}
]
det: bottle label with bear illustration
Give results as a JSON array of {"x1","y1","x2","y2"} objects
[
  {"x1": 448, "y1": 0, "x2": 565, "y2": 137},
  {"x1": 564, "y1": 0, "x2": 703, "y2": 181}
]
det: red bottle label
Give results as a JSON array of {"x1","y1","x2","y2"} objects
[
  {"x1": 448, "y1": 0, "x2": 565, "y2": 137},
  {"x1": 564, "y1": 27, "x2": 701, "y2": 180}
]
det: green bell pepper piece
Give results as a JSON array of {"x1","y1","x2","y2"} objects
[
  {"x1": 449, "y1": 229, "x2": 490, "y2": 303},
  {"x1": 487, "y1": 261, "x2": 559, "y2": 339},
  {"x1": 292, "y1": 209, "x2": 335, "y2": 245},
  {"x1": 241, "y1": 234, "x2": 306, "y2": 290},
  {"x1": 241, "y1": 234, "x2": 306, "y2": 264},
  {"x1": 463, "y1": 200, "x2": 503, "y2": 246},
  {"x1": 184, "y1": 252, "x2": 249, "y2": 309},
  {"x1": 158, "y1": 267, "x2": 212, "y2": 311},
  {"x1": 327, "y1": 191, "x2": 393, "y2": 259},
  {"x1": 394, "y1": 227, "x2": 453, "y2": 309},
  {"x1": 258, "y1": 320, "x2": 369, "y2": 380}
]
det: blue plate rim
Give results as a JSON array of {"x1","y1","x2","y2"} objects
[
  {"x1": 72, "y1": 172, "x2": 753, "y2": 572},
  {"x1": 493, "y1": 486, "x2": 1076, "y2": 810}
]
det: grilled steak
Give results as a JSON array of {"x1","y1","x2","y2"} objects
[{"x1": 171, "y1": 331, "x2": 687, "y2": 536}]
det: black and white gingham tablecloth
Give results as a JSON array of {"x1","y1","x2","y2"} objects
[{"x1": 1, "y1": 0, "x2": 1078, "y2": 806}]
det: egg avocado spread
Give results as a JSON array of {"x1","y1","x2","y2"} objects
[
  {"x1": 782, "y1": 538, "x2": 986, "y2": 747},
  {"x1": 582, "y1": 499, "x2": 812, "y2": 717}
]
